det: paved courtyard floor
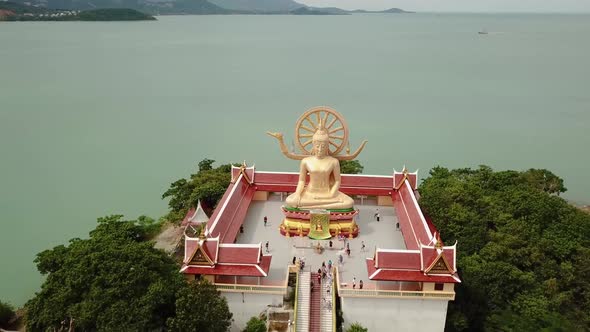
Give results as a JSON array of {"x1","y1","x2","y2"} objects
[{"x1": 235, "y1": 193, "x2": 406, "y2": 289}]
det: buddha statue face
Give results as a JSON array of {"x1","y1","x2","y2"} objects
[{"x1": 312, "y1": 127, "x2": 329, "y2": 158}]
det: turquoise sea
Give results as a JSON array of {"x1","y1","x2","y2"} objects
[{"x1": 1, "y1": 14, "x2": 589, "y2": 306}]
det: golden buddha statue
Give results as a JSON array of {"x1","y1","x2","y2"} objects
[{"x1": 268, "y1": 106, "x2": 367, "y2": 210}]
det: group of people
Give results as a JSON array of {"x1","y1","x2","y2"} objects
[
  {"x1": 293, "y1": 256, "x2": 306, "y2": 271},
  {"x1": 352, "y1": 277, "x2": 364, "y2": 290}
]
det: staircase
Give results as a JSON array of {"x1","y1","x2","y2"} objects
[
  {"x1": 296, "y1": 271, "x2": 335, "y2": 332},
  {"x1": 296, "y1": 271, "x2": 311, "y2": 332},
  {"x1": 310, "y1": 273, "x2": 321, "y2": 332},
  {"x1": 320, "y1": 273, "x2": 334, "y2": 332}
]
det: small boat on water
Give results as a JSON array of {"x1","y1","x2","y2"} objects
[{"x1": 478, "y1": 29, "x2": 488, "y2": 35}]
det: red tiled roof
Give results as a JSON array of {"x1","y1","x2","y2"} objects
[
  {"x1": 203, "y1": 239, "x2": 219, "y2": 263},
  {"x1": 376, "y1": 250, "x2": 421, "y2": 270},
  {"x1": 254, "y1": 172, "x2": 394, "y2": 196},
  {"x1": 206, "y1": 175, "x2": 256, "y2": 243},
  {"x1": 218, "y1": 246, "x2": 260, "y2": 264},
  {"x1": 184, "y1": 237, "x2": 197, "y2": 263},
  {"x1": 420, "y1": 245, "x2": 456, "y2": 273},
  {"x1": 393, "y1": 182, "x2": 434, "y2": 250},
  {"x1": 182, "y1": 255, "x2": 271, "y2": 277},
  {"x1": 367, "y1": 259, "x2": 460, "y2": 283}
]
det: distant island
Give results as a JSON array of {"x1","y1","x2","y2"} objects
[
  {"x1": 1, "y1": 0, "x2": 413, "y2": 16},
  {"x1": 0, "y1": 2, "x2": 155, "y2": 20}
]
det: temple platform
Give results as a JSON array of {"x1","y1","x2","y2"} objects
[{"x1": 234, "y1": 193, "x2": 406, "y2": 287}]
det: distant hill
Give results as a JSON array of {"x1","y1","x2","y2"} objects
[
  {"x1": 208, "y1": 0, "x2": 303, "y2": 12},
  {"x1": 301, "y1": 6, "x2": 412, "y2": 15},
  {"x1": 289, "y1": 6, "x2": 340, "y2": 15},
  {"x1": 5, "y1": 0, "x2": 231, "y2": 14},
  {"x1": 0, "y1": 2, "x2": 156, "y2": 20},
  {"x1": 2, "y1": 0, "x2": 412, "y2": 15},
  {"x1": 351, "y1": 7, "x2": 413, "y2": 14}
]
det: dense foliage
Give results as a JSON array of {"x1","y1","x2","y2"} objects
[
  {"x1": 162, "y1": 158, "x2": 233, "y2": 222},
  {"x1": 77, "y1": 8, "x2": 155, "y2": 20},
  {"x1": 339, "y1": 160, "x2": 364, "y2": 174},
  {"x1": 0, "y1": 3, "x2": 155, "y2": 21},
  {"x1": 0, "y1": 300, "x2": 15, "y2": 327},
  {"x1": 25, "y1": 215, "x2": 232, "y2": 331},
  {"x1": 418, "y1": 166, "x2": 590, "y2": 331},
  {"x1": 167, "y1": 280, "x2": 233, "y2": 332},
  {"x1": 243, "y1": 316, "x2": 266, "y2": 332}
]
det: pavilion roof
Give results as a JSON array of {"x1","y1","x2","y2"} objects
[
  {"x1": 181, "y1": 255, "x2": 272, "y2": 277},
  {"x1": 366, "y1": 259, "x2": 460, "y2": 283}
]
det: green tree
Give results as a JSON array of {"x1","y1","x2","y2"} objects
[
  {"x1": 0, "y1": 300, "x2": 15, "y2": 327},
  {"x1": 167, "y1": 280, "x2": 233, "y2": 332},
  {"x1": 339, "y1": 160, "x2": 364, "y2": 174},
  {"x1": 243, "y1": 316, "x2": 266, "y2": 332},
  {"x1": 25, "y1": 215, "x2": 185, "y2": 331},
  {"x1": 346, "y1": 322, "x2": 368, "y2": 332},
  {"x1": 162, "y1": 159, "x2": 233, "y2": 222},
  {"x1": 418, "y1": 166, "x2": 590, "y2": 331}
]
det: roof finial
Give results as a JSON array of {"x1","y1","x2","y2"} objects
[{"x1": 435, "y1": 233, "x2": 443, "y2": 250}]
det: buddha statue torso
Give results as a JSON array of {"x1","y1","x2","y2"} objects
[{"x1": 285, "y1": 147, "x2": 353, "y2": 210}]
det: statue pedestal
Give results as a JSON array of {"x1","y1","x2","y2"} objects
[{"x1": 279, "y1": 207, "x2": 359, "y2": 238}]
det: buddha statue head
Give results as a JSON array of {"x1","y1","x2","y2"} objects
[{"x1": 312, "y1": 120, "x2": 329, "y2": 158}]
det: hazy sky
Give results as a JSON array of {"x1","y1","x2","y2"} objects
[{"x1": 296, "y1": 0, "x2": 590, "y2": 13}]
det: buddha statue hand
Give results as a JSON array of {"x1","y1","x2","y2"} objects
[{"x1": 266, "y1": 132, "x2": 284, "y2": 141}]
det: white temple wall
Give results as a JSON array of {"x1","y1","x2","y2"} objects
[
  {"x1": 223, "y1": 292, "x2": 283, "y2": 332},
  {"x1": 341, "y1": 297, "x2": 449, "y2": 332}
]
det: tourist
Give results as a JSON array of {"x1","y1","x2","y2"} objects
[
  {"x1": 292, "y1": 256, "x2": 296, "y2": 265},
  {"x1": 265, "y1": 241, "x2": 269, "y2": 252},
  {"x1": 376, "y1": 213, "x2": 380, "y2": 222},
  {"x1": 374, "y1": 208, "x2": 379, "y2": 220},
  {"x1": 328, "y1": 259, "x2": 332, "y2": 270},
  {"x1": 338, "y1": 253, "x2": 343, "y2": 265},
  {"x1": 329, "y1": 240, "x2": 333, "y2": 248},
  {"x1": 240, "y1": 225, "x2": 244, "y2": 233},
  {"x1": 396, "y1": 222, "x2": 400, "y2": 230},
  {"x1": 352, "y1": 277, "x2": 356, "y2": 289},
  {"x1": 346, "y1": 247, "x2": 351, "y2": 257},
  {"x1": 322, "y1": 261, "x2": 326, "y2": 268},
  {"x1": 346, "y1": 242, "x2": 350, "y2": 251},
  {"x1": 361, "y1": 241, "x2": 366, "y2": 252},
  {"x1": 359, "y1": 280, "x2": 363, "y2": 289},
  {"x1": 264, "y1": 216, "x2": 268, "y2": 226}
]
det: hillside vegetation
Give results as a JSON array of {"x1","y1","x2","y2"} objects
[{"x1": 419, "y1": 166, "x2": 590, "y2": 331}]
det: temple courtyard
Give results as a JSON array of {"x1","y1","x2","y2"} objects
[{"x1": 234, "y1": 194, "x2": 406, "y2": 289}]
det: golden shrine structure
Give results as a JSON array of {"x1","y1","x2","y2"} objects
[{"x1": 179, "y1": 107, "x2": 460, "y2": 332}]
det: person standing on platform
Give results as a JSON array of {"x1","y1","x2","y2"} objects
[
  {"x1": 338, "y1": 253, "x2": 343, "y2": 265},
  {"x1": 264, "y1": 216, "x2": 268, "y2": 227},
  {"x1": 352, "y1": 277, "x2": 356, "y2": 289},
  {"x1": 346, "y1": 247, "x2": 351, "y2": 257},
  {"x1": 328, "y1": 259, "x2": 332, "y2": 270},
  {"x1": 240, "y1": 225, "x2": 244, "y2": 233},
  {"x1": 396, "y1": 222, "x2": 400, "y2": 230},
  {"x1": 374, "y1": 208, "x2": 379, "y2": 220},
  {"x1": 292, "y1": 256, "x2": 296, "y2": 265},
  {"x1": 265, "y1": 241, "x2": 269, "y2": 253},
  {"x1": 376, "y1": 213, "x2": 380, "y2": 222},
  {"x1": 359, "y1": 280, "x2": 363, "y2": 289},
  {"x1": 329, "y1": 240, "x2": 333, "y2": 248},
  {"x1": 361, "y1": 241, "x2": 366, "y2": 252}
]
